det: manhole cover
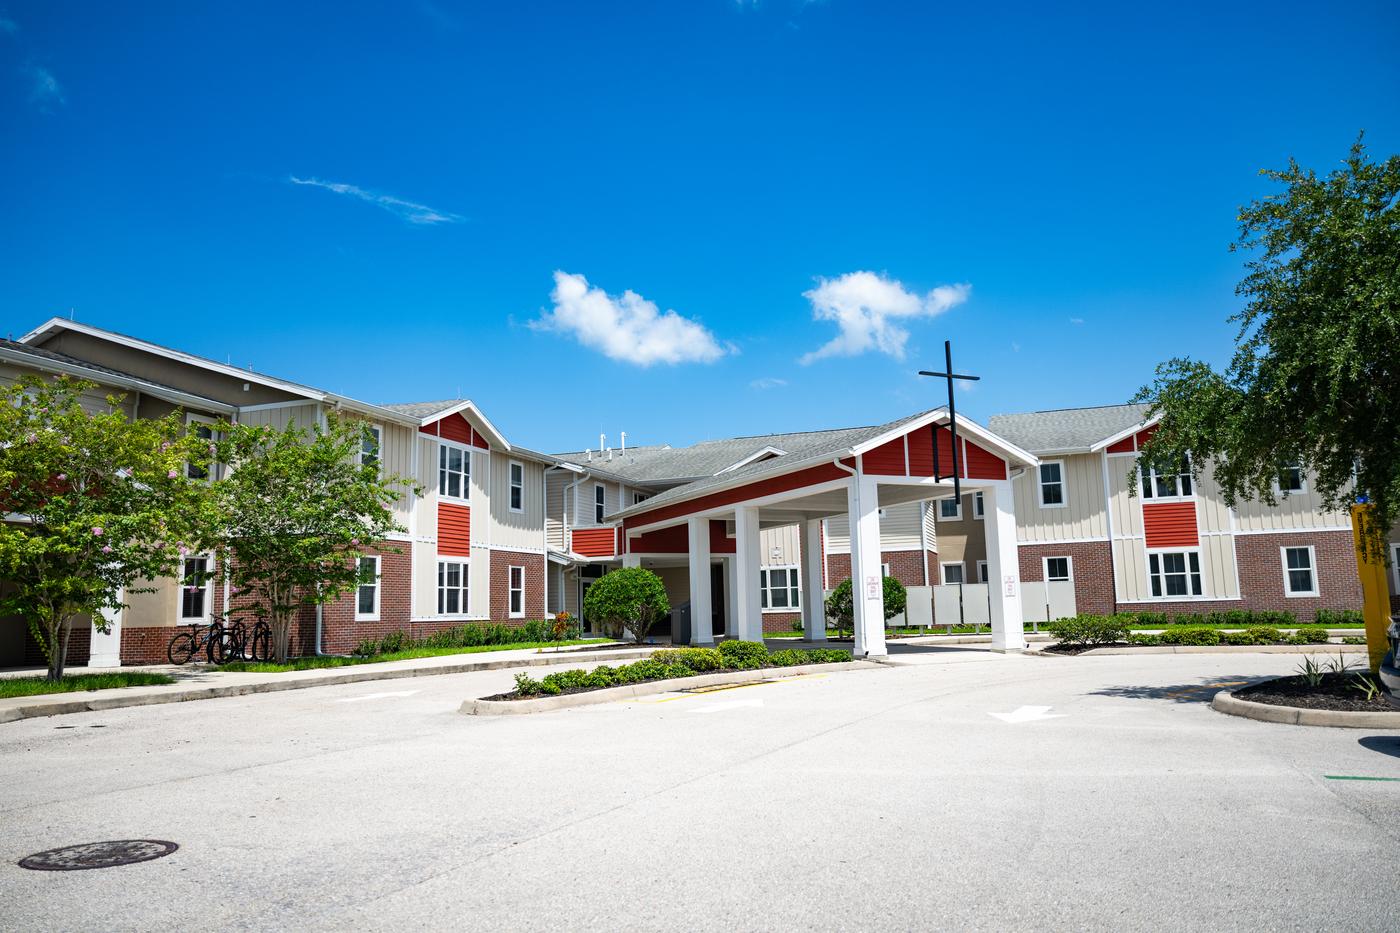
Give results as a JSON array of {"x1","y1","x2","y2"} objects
[{"x1": 18, "y1": 840, "x2": 178, "y2": 871}]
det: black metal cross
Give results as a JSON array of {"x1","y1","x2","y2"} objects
[{"x1": 919, "y1": 340, "x2": 980, "y2": 499}]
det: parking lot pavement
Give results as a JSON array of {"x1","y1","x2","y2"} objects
[{"x1": 2, "y1": 649, "x2": 1398, "y2": 932}]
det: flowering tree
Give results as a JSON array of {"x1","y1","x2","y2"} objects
[
  {"x1": 0, "y1": 376, "x2": 219, "y2": 680},
  {"x1": 214, "y1": 415, "x2": 413, "y2": 662}
]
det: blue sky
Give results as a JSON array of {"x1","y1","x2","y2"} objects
[{"x1": 2, "y1": 1, "x2": 1397, "y2": 452}]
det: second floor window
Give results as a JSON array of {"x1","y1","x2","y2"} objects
[
  {"x1": 359, "y1": 425, "x2": 381, "y2": 473},
  {"x1": 186, "y1": 415, "x2": 215, "y2": 481},
  {"x1": 1141, "y1": 459, "x2": 1193, "y2": 499},
  {"x1": 1039, "y1": 461, "x2": 1064, "y2": 507},
  {"x1": 509, "y1": 461, "x2": 524, "y2": 512},
  {"x1": 439, "y1": 444, "x2": 469, "y2": 500},
  {"x1": 939, "y1": 497, "x2": 961, "y2": 520},
  {"x1": 1278, "y1": 462, "x2": 1305, "y2": 493},
  {"x1": 973, "y1": 491, "x2": 985, "y2": 519},
  {"x1": 180, "y1": 555, "x2": 211, "y2": 620},
  {"x1": 594, "y1": 484, "x2": 605, "y2": 524},
  {"x1": 942, "y1": 563, "x2": 965, "y2": 585}
]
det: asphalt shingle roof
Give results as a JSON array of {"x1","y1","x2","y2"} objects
[
  {"x1": 381, "y1": 400, "x2": 468, "y2": 420},
  {"x1": 0, "y1": 339, "x2": 230, "y2": 407},
  {"x1": 987, "y1": 403, "x2": 1150, "y2": 454}
]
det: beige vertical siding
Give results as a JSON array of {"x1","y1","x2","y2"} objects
[
  {"x1": 823, "y1": 500, "x2": 928, "y2": 554},
  {"x1": 413, "y1": 436, "x2": 439, "y2": 542},
  {"x1": 1192, "y1": 462, "x2": 1234, "y2": 535},
  {"x1": 1013, "y1": 453, "x2": 1108, "y2": 542},
  {"x1": 1107, "y1": 455, "x2": 1143, "y2": 538},
  {"x1": 574, "y1": 477, "x2": 621, "y2": 527},
  {"x1": 469, "y1": 550, "x2": 491, "y2": 617},
  {"x1": 0, "y1": 362, "x2": 137, "y2": 418},
  {"x1": 412, "y1": 541, "x2": 438, "y2": 617},
  {"x1": 760, "y1": 524, "x2": 801, "y2": 566},
  {"x1": 922, "y1": 501, "x2": 938, "y2": 553},
  {"x1": 487, "y1": 452, "x2": 546, "y2": 551},
  {"x1": 239, "y1": 402, "x2": 319, "y2": 431},
  {"x1": 1232, "y1": 470, "x2": 1352, "y2": 531},
  {"x1": 546, "y1": 471, "x2": 568, "y2": 550},
  {"x1": 1199, "y1": 533, "x2": 1240, "y2": 598},
  {"x1": 124, "y1": 576, "x2": 182, "y2": 628}
]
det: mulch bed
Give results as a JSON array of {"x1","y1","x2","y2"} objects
[
  {"x1": 481, "y1": 666, "x2": 768, "y2": 702},
  {"x1": 1235, "y1": 672, "x2": 1391, "y2": 713}
]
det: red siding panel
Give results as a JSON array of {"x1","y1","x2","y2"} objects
[
  {"x1": 908, "y1": 426, "x2": 935, "y2": 476},
  {"x1": 573, "y1": 527, "x2": 615, "y2": 557},
  {"x1": 1106, "y1": 436, "x2": 1136, "y2": 454},
  {"x1": 438, "y1": 503, "x2": 471, "y2": 556},
  {"x1": 864, "y1": 436, "x2": 908, "y2": 475},
  {"x1": 422, "y1": 413, "x2": 480, "y2": 447},
  {"x1": 623, "y1": 460, "x2": 854, "y2": 531},
  {"x1": 629, "y1": 520, "x2": 736, "y2": 555},
  {"x1": 1135, "y1": 425, "x2": 1157, "y2": 447},
  {"x1": 1143, "y1": 501, "x2": 1198, "y2": 548},
  {"x1": 963, "y1": 438, "x2": 1008, "y2": 480}
]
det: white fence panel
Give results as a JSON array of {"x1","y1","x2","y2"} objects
[
  {"x1": 905, "y1": 586, "x2": 933, "y2": 627},
  {"x1": 931, "y1": 583, "x2": 991, "y2": 627},
  {"x1": 1020, "y1": 580, "x2": 1077, "y2": 628}
]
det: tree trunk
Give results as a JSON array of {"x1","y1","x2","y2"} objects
[
  {"x1": 272, "y1": 605, "x2": 292, "y2": 664},
  {"x1": 49, "y1": 616, "x2": 72, "y2": 682}
]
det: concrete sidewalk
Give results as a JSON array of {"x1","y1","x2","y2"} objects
[{"x1": 0, "y1": 642, "x2": 658, "y2": 723}]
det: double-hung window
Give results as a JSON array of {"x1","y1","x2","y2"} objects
[
  {"x1": 508, "y1": 461, "x2": 525, "y2": 512},
  {"x1": 438, "y1": 444, "x2": 470, "y2": 500},
  {"x1": 1277, "y1": 462, "x2": 1306, "y2": 494},
  {"x1": 186, "y1": 414, "x2": 216, "y2": 481},
  {"x1": 759, "y1": 566, "x2": 801, "y2": 610},
  {"x1": 1281, "y1": 546, "x2": 1318, "y2": 596},
  {"x1": 356, "y1": 555, "x2": 381, "y2": 620},
  {"x1": 1141, "y1": 458, "x2": 1193, "y2": 499},
  {"x1": 359, "y1": 425, "x2": 382, "y2": 474},
  {"x1": 437, "y1": 560, "x2": 469, "y2": 615},
  {"x1": 1148, "y1": 551, "x2": 1202, "y2": 597},
  {"x1": 180, "y1": 555, "x2": 212, "y2": 621},
  {"x1": 633, "y1": 492, "x2": 650, "y2": 505},
  {"x1": 594, "y1": 485, "x2": 606, "y2": 524},
  {"x1": 508, "y1": 566, "x2": 525, "y2": 618},
  {"x1": 939, "y1": 497, "x2": 961, "y2": 521},
  {"x1": 977, "y1": 561, "x2": 989, "y2": 583},
  {"x1": 942, "y1": 562, "x2": 965, "y2": 585},
  {"x1": 973, "y1": 491, "x2": 985, "y2": 519},
  {"x1": 1044, "y1": 556, "x2": 1072, "y2": 582},
  {"x1": 1038, "y1": 461, "x2": 1065, "y2": 507}
]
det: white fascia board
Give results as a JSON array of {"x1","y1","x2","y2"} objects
[
  {"x1": 0, "y1": 345, "x2": 237, "y2": 414},
  {"x1": 1090, "y1": 414, "x2": 1161, "y2": 452},
  {"x1": 416, "y1": 399, "x2": 511, "y2": 451},
  {"x1": 20, "y1": 318, "x2": 327, "y2": 402}
]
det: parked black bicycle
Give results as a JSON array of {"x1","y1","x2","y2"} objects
[{"x1": 166, "y1": 617, "x2": 273, "y2": 665}]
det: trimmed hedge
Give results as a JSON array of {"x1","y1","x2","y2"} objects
[
  {"x1": 511, "y1": 640, "x2": 850, "y2": 696},
  {"x1": 1060, "y1": 616, "x2": 1340, "y2": 649},
  {"x1": 1314, "y1": 608, "x2": 1364, "y2": 627},
  {"x1": 354, "y1": 619, "x2": 582, "y2": 658},
  {"x1": 1046, "y1": 614, "x2": 1131, "y2": 648}
]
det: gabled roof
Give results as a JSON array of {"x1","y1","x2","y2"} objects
[
  {"x1": 381, "y1": 399, "x2": 510, "y2": 450},
  {"x1": 0, "y1": 339, "x2": 236, "y2": 413},
  {"x1": 988, "y1": 403, "x2": 1151, "y2": 455}
]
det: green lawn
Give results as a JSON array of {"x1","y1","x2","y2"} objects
[
  {"x1": 0, "y1": 671, "x2": 177, "y2": 699},
  {"x1": 216, "y1": 638, "x2": 611, "y2": 673}
]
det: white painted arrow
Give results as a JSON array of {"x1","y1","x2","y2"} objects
[
  {"x1": 335, "y1": 690, "x2": 420, "y2": 703},
  {"x1": 690, "y1": 698, "x2": 765, "y2": 714},
  {"x1": 988, "y1": 705, "x2": 1065, "y2": 723}
]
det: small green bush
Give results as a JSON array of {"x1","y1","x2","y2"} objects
[
  {"x1": 1223, "y1": 630, "x2": 1255, "y2": 646},
  {"x1": 1158, "y1": 626, "x2": 1222, "y2": 646},
  {"x1": 1289, "y1": 626, "x2": 1331, "y2": 644},
  {"x1": 1131, "y1": 611, "x2": 1170, "y2": 627},
  {"x1": 514, "y1": 672, "x2": 542, "y2": 695},
  {"x1": 1314, "y1": 609, "x2": 1364, "y2": 627},
  {"x1": 768, "y1": 648, "x2": 850, "y2": 666},
  {"x1": 1244, "y1": 626, "x2": 1284, "y2": 644},
  {"x1": 1127, "y1": 632, "x2": 1161, "y2": 646},
  {"x1": 1046, "y1": 614, "x2": 1130, "y2": 648},
  {"x1": 718, "y1": 639, "x2": 770, "y2": 669},
  {"x1": 1341, "y1": 635, "x2": 1367, "y2": 645},
  {"x1": 651, "y1": 647, "x2": 723, "y2": 672}
]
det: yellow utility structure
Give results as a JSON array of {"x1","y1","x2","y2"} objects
[{"x1": 1351, "y1": 504, "x2": 1391, "y2": 673}]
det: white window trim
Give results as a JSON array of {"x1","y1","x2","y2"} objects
[
  {"x1": 179, "y1": 553, "x2": 214, "y2": 622},
  {"x1": 357, "y1": 424, "x2": 383, "y2": 476},
  {"x1": 976, "y1": 560, "x2": 989, "y2": 583},
  {"x1": 508, "y1": 565, "x2": 526, "y2": 618},
  {"x1": 938, "y1": 497, "x2": 962, "y2": 521},
  {"x1": 1145, "y1": 547, "x2": 1204, "y2": 600},
  {"x1": 437, "y1": 440, "x2": 472, "y2": 504},
  {"x1": 593, "y1": 484, "x2": 606, "y2": 525},
  {"x1": 941, "y1": 561, "x2": 966, "y2": 585},
  {"x1": 1273, "y1": 463, "x2": 1307, "y2": 496},
  {"x1": 1392, "y1": 543, "x2": 1400, "y2": 594},
  {"x1": 759, "y1": 564, "x2": 802, "y2": 613},
  {"x1": 1043, "y1": 555, "x2": 1074, "y2": 583},
  {"x1": 185, "y1": 412, "x2": 217, "y2": 482},
  {"x1": 1140, "y1": 458, "x2": 1194, "y2": 502},
  {"x1": 355, "y1": 555, "x2": 382, "y2": 621},
  {"x1": 1038, "y1": 460, "x2": 1067, "y2": 509},
  {"x1": 973, "y1": 491, "x2": 985, "y2": 520},
  {"x1": 508, "y1": 459, "x2": 526, "y2": 513},
  {"x1": 436, "y1": 558, "x2": 470, "y2": 618},
  {"x1": 1280, "y1": 545, "x2": 1319, "y2": 598}
]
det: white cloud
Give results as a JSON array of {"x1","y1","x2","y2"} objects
[
  {"x1": 799, "y1": 271, "x2": 970, "y2": 364},
  {"x1": 750, "y1": 377, "x2": 787, "y2": 390},
  {"x1": 1069, "y1": 317, "x2": 1085, "y2": 325},
  {"x1": 531, "y1": 271, "x2": 729, "y2": 367},
  {"x1": 289, "y1": 176, "x2": 460, "y2": 225},
  {"x1": 26, "y1": 64, "x2": 62, "y2": 109}
]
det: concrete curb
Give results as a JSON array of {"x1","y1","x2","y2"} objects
[
  {"x1": 1211, "y1": 690, "x2": 1400, "y2": 729},
  {"x1": 1070, "y1": 644, "x2": 1368, "y2": 657},
  {"x1": 0, "y1": 647, "x2": 658, "y2": 724},
  {"x1": 459, "y1": 660, "x2": 882, "y2": 716}
]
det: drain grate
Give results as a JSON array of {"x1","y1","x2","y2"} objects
[{"x1": 18, "y1": 840, "x2": 178, "y2": 871}]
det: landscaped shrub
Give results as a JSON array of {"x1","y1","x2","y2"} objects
[
  {"x1": 1244, "y1": 626, "x2": 1284, "y2": 644},
  {"x1": 651, "y1": 647, "x2": 723, "y2": 672},
  {"x1": 1289, "y1": 626, "x2": 1331, "y2": 644},
  {"x1": 824, "y1": 576, "x2": 907, "y2": 637},
  {"x1": 1127, "y1": 632, "x2": 1162, "y2": 646},
  {"x1": 769, "y1": 648, "x2": 850, "y2": 666},
  {"x1": 1046, "y1": 614, "x2": 1130, "y2": 648},
  {"x1": 514, "y1": 671, "x2": 542, "y2": 695},
  {"x1": 1131, "y1": 611, "x2": 1171, "y2": 627},
  {"x1": 1314, "y1": 609, "x2": 1364, "y2": 627},
  {"x1": 1171, "y1": 612, "x2": 1209, "y2": 627},
  {"x1": 582, "y1": 567, "x2": 671, "y2": 643},
  {"x1": 1158, "y1": 626, "x2": 1222, "y2": 646},
  {"x1": 1341, "y1": 636, "x2": 1367, "y2": 645},
  {"x1": 718, "y1": 639, "x2": 770, "y2": 669},
  {"x1": 1253, "y1": 609, "x2": 1296, "y2": 627},
  {"x1": 1223, "y1": 630, "x2": 1257, "y2": 645}
]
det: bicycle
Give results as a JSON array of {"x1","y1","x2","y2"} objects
[
  {"x1": 166, "y1": 616, "x2": 272, "y2": 665},
  {"x1": 166, "y1": 620, "x2": 224, "y2": 666}
]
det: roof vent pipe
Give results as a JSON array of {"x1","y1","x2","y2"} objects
[
  {"x1": 620, "y1": 431, "x2": 627, "y2": 456},
  {"x1": 599, "y1": 433, "x2": 606, "y2": 456}
]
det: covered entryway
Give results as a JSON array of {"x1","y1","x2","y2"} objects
[{"x1": 610, "y1": 410, "x2": 1039, "y2": 657}]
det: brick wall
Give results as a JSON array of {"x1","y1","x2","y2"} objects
[
  {"x1": 1018, "y1": 540, "x2": 1116, "y2": 617},
  {"x1": 1229, "y1": 530, "x2": 1362, "y2": 620},
  {"x1": 318, "y1": 547, "x2": 413, "y2": 655},
  {"x1": 489, "y1": 550, "x2": 545, "y2": 622},
  {"x1": 23, "y1": 622, "x2": 91, "y2": 667},
  {"x1": 824, "y1": 549, "x2": 931, "y2": 589},
  {"x1": 763, "y1": 611, "x2": 800, "y2": 634}
]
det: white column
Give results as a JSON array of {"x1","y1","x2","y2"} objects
[
  {"x1": 801, "y1": 518, "x2": 826, "y2": 641},
  {"x1": 848, "y1": 472, "x2": 888, "y2": 658},
  {"x1": 88, "y1": 589, "x2": 123, "y2": 669},
  {"x1": 686, "y1": 517, "x2": 714, "y2": 646},
  {"x1": 724, "y1": 555, "x2": 738, "y2": 639},
  {"x1": 733, "y1": 506, "x2": 763, "y2": 641},
  {"x1": 983, "y1": 481, "x2": 1026, "y2": 652}
]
